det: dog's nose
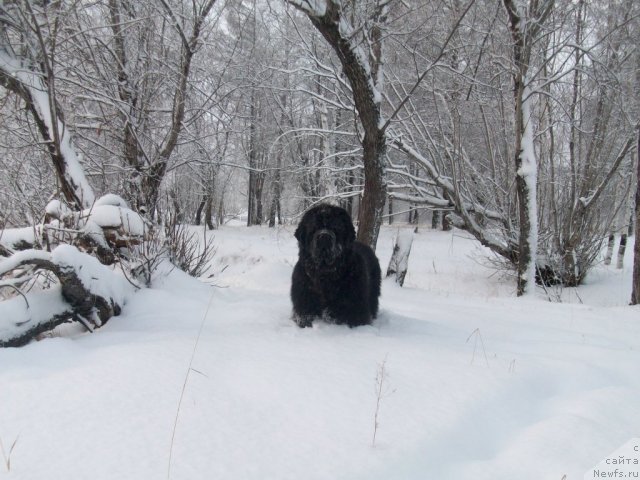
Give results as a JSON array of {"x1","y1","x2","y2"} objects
[{"x1": 315, "y1": 229, "x2": 335, "y2": 250}]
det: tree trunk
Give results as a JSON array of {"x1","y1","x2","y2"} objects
[
  {"x1": 617, "y1": 233, "x2": 627, "y2": 269},
  {"x1": 195, "y1": 197, "x2": 207, "y2": 226},
  {"x1": 432, "y1": 210, "x2": 441, "y2": 230},
  {"x1": 503, "y1": 0, "x2": 550, "y2": 296},
  {"x1": 442, "y1": 212, "x2": 452, "y2": 231},
  {"x1": 604, "y1": 233, "x2": 615, "y2": 265},
  {"x1": 632, "y1": 128, "x2": 640, "y2": 304},
  {"x1": 247, "y1": 97, "x2": 259, "y2": 226},
  {"x1": 205, "y1": 196, "x2": 215, "y2": 230},
  {"x1": 255, "y1": 171, "x2": 265, "y2": 226},
  {"x1": 217, "y1": 198, "x2": 225, "y2": 227},
  {"x1": 512, "y1": 63, "x2": 537, "y2": 296},
  {"x1": 355, "y1": 98, "x2": 387, "y2": 250},
  {"x1": 269, "y1": 161, "x2": 282, "y2": 228}
]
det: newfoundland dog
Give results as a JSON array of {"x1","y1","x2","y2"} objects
[{"x1": 291, "y1": 204, "x2": 381, "y2": 328}]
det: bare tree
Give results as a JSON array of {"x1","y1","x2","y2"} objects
[
  {"x1": 287, "y1": 0, "x2": 389, "y2": 248},
  {"x1": 67, "y1": 0, "x2": 219, "y2": 216}
]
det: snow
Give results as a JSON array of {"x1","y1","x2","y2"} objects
[
  {"x1": 94, "y1": 194, "x2": 130, "y2": 209},
  {"x1": 0, "y1": 249, "x2": 52, "y2": 275},
  {"x1": 1, "y1": 204, "x2": 146, "y2": 251},
  {"x1": 289, "y1": 0, "x2": 326, "y2": 17},
  {"x1": 0, "y1": 226, "x2": 40, "y2": 250},
  {"x1": 0, "y1": 287, "x2": 72, "y2": 342},
  {"x1": 45, "y1": 200, "x2": 72, "y2": 219},
  {"x1": 81, "y1": 205, "x2": 147, "y2": 238},
  {"x1": 0, "y1": 225, "x2": 638, "y2": 480}
]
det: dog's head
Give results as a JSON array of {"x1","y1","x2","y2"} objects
[{"x1": 295, "y1": 204, "x2": 356, "y2": 270}]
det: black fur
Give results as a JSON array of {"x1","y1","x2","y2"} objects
[{"x1": 291, "y1": 204, "x2": 381, "y2": 327}]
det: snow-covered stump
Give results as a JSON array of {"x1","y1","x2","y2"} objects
[
  {"x1": 0, "y1": 245, "x2": 130, "y2": 347},
  {"x1": 386, "y1": 230, "x2": 414, "y2": 287}
]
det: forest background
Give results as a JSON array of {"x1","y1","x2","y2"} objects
[{"x1": 0, "y1": 0, "x2": 639, "y2": 316}]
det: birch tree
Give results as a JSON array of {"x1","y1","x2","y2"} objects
[{"x1": 502, "y1": 0, "x2": 553, "y2": 295}]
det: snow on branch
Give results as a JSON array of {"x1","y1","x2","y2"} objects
[
  {"x1": 578, "y1": 133, "x2": 636, "y2": 211},
  {"x1": 390, "y1": 135, "x2": 515, "y2": 261},
  {"x1": 0, "y1": 245, "x2": 133, "y2": 348},
  {"x1": 44, "y1": 197, "x2": 150, "y2": 254},
  {"x1": 0, "y1": 48, "x2": 95, "y2": 208},
  {"x1": 287, "y1": 0, "x2": 327, "y2": 17}
]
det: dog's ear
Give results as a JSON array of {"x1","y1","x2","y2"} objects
[
  {"x1": 341, "y1": 210, "x2": 356, "y2": 243},
  {"x1": 349, "y1": 223, "x2": 356, "y2": 242},
  {"x1": 294, "y1": 223, "x2": 305, "y2": 244}
]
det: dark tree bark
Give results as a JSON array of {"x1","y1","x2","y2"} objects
[
  {"x1": 431, "y1": 210, "x2": 441, "y2": 230},
  {"x1": 195, "y1": 197, "x2": 207, "y2": 225},
  {"x1": 204, "y1": 196, "x2": 215, "y2": 230}
]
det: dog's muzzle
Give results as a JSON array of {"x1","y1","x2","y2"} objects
[{"x1": 311, "y1": 229, "x2": 340, "y2": 266}]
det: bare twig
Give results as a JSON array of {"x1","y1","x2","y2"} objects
[
  {"x1": 466, "y1": 328, "x2": 490, "y2": 368},
  {"x1": 372, "y1": 356, "x2": 395, "y2": 447},
  {"x1": 0, "y1": 434, "x2": 19, "y2": 472}
]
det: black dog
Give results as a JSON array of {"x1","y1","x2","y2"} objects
[{"x1": 291, "y1": 204, "x2": 381, "y2": 327}]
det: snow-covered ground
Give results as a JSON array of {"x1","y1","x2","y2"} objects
[{"x1": 1, "y1": 225, "x2": 638, "y2": 480}]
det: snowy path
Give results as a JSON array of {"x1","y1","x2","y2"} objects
[{"x1": 1, "y1": 226, "x2": 639, "y2": 480}]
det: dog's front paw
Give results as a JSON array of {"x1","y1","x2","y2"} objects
[{"x1": 293, "y1": 313, "x2": 314, "y2": 328}]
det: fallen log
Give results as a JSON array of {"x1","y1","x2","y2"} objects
[{"x1": 0, "y1": 245, "x2": 130, "y2": 347}]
